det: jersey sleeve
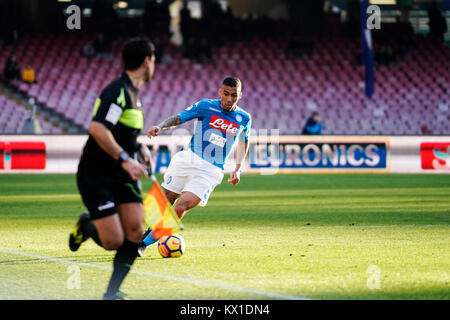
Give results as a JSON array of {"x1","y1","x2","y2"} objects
[
  {"x1": 177, "y1": 100, "x2": 204, "y2": 123},
  {"x1": 239, "y1": 114, "x2": 252, "y2": 142},
  {"x1": 92, "y1": 85, "x2": 127, "y2": 129}
]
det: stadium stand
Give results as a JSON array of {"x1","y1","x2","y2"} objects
[
  {"x1": 0, "y1": 88, "x2": 64, "y2": 134},
  {"x1": 0, "y1": 26, "x2": 448, "y2": 135},
  {"x1": 0, "y1": 94, "x2": 29, "y2": 134}
]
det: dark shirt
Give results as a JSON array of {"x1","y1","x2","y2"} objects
[
  {"x1": 4, "y1": 58, "x2": 20, "y2": 80},
  {"x1": 302, "y1": 117, "x2": 323, "y2": 135},
  {"x1": 80, "y1": 72, "x2": 144, "y2": 180}
]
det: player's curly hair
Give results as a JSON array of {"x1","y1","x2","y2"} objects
[{"x1": 122, "y1": 37, "x2": 155, "y2": 71}]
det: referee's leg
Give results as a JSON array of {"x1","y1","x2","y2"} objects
[
  {"x1": 92, "y1": 214, "x2": 124, "y2": 250},
  {"x1": 118, "y1": 202, "x2": 143, "y2": 243},
  {"x1": 103, "y1": 202, "x2": 143, "y2": 299}
]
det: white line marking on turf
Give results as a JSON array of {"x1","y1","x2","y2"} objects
[
  {"x1": 290, "y1": 224, "x2": 450, "y2": 229},
  {"x1": 0, "y1": 248, "x2": 310, "y2": 300},
  {"x1": 196, "y1": 224, "x2": 450, "y2": 230}
]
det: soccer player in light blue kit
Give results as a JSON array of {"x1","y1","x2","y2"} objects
[{"x1": 138, "y1": 77, "x2": 251, "y2": 256}]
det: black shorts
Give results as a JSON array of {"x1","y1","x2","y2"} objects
[{"x1": 77, "y1": 163, "x2": 143, "y2": 220}]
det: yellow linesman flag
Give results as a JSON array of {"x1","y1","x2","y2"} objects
[{"x1": 142, "y1": 180, "x2": 181, "y2": 239}]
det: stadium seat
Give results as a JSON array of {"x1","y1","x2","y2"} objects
[{"x1": 1, "y1": 32, "x2": 449, "y2": 135}]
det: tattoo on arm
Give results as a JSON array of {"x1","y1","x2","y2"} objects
[{"x1": 158, "y1": 116, "x2": 182, "y2": 130}]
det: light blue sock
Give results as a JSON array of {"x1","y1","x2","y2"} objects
[{"x1": 142, "y1": 228, "x2": 157, "y2": 247}]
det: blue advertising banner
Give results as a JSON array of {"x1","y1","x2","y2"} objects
[{"x1": 249, "y1": 142, "x2": 388, "y2": 170}]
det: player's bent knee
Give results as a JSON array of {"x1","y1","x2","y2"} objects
[
  {"x1": 93, "y1": 214, "x2": 124, "y2": 250},
  {"x1": 174, "y1": 205, "x2": 186, "y2": 219},
  {"x1": 174, "y1": 202, "x2": 194, "y2": 219},
  {"x1": 125, "y1": 226, "x2": 143, "y2": 243},
  {"x1": 117, "y1": 202, "x2": 144, "y2": 243},
  {"x1": 102, "y1": 237, "x2": 124, "y2": 250}
]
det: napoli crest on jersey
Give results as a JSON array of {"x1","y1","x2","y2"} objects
[{"x1": 235, "y1": 114, "x2": 243, "y2": 123}]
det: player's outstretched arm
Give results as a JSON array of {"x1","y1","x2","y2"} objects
[
  {"x1": 147, "y1": 115, "x2": 182, "y2": 138},
  {"x1": 228, "y1": 140, "x2": 249, "y2": 186}
]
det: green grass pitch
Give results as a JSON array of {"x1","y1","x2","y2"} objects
[{"x1": 0, "y1": 173, "x2": 449, "y2": 300}]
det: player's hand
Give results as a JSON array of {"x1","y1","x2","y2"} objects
[
  {"x1": 147, "y1": 126, "x2": 161, "y2": 138},
  {"x1": 122, "y1": 158, "x2": 148, "y2": 181},
  {"x1": 228, "y1": 170, "x2": 241, "y2": 186}
]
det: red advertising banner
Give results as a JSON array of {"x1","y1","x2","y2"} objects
[
  {"x1": 420, "y1": 142, "x2": 450, "y2": 170},
  {"x1": 0, "y1": 141, "x2": 46, "y2": 170},
  {"x1": 0, "y1": 142, "x2": 4, "y2": 169}
]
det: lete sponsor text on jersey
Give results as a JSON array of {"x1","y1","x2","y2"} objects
[{"x1": 209, "y1": 115, "x2": 239, "y2": 136}]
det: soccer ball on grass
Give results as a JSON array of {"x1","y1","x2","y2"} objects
[{"x1": 157, "y1": 233, "x2": 186, "y2": 258}]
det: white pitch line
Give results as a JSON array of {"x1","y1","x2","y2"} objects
[
  {"x1": 281, "y1": 224, "x2": 450, "y2": 229},
  {"x1": 0, "y1": 248, "x2": 310, "y2": 300},
  {"x1": 195, "y1": 224, "x2": 450, "y2": 230}
]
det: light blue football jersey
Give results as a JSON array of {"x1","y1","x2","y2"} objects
[{"x1": 177, "y1": 99, "x2": 252, "y2": 170}]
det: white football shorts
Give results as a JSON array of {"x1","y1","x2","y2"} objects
[{"x1": 161, "y1": 150, "x2": 224, "y2": 207}]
